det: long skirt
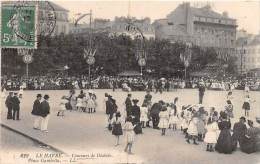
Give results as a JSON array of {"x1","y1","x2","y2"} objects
[{"x1": 215, "y1": 129, "x2": 234, "y2": 154}]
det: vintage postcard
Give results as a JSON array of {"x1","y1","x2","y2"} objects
[{"x1": 1, "y1": 0, "x2": 260, "y2": 164}]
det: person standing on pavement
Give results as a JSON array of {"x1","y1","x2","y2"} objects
[
  {"x1": 150, "y1": 101, "x2": 163, "y2": 129},
  {"x1": 12, "y1": 93, "x2": 20, "y2": 120},
  {"x1": 40, "y1": 95, "x2": 50, "y2": 133},
  {"x1": 125, "y1": 94, "x2": 132, "y2": 117},
  {"x1": 5, "y1": 92, "x2": 13, "y2": 119},
  {"x1": 158, "y1": 106, "x2": 169, "y2": 136},
  {"x1": 31, "y1": 94, "x2": 42, "y2": 129},
  {"x1": 232, "y1": 117, "x2": 247, "y2": 150},
  {"x1": 131, "y1": 99, "x2": 142, "y2": 134},
  {"x1": 198, "y1": 81, "x2": 206, "y2": 104}
]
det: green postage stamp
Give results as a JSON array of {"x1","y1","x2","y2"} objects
[{"x1": 1, "y1": 4, "x2": 37, "y2": 48}]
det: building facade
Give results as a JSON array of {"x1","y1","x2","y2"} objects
[
  {"x1": 153, "y1": 3, "x2": 237, "y2": 50},
  {"x1": 111, "y1": 17, "x2": 155, "y2": 39},
  {"x1": 236, "y1": 33, "x2": 260, "y2": 75}
]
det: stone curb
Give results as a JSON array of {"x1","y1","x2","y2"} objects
[{"x1": 1, "y1": 123, "x2": 66, "y2": 154}]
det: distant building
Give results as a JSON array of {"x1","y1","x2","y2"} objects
[
  {"x1": 69, "y1": 16, "x2": 155, "y2": 39},
  {"x1": 46, "y1": 2, "x2": 70, "y2": 35},
  {"x1": 153, "y1": 2, "x2": 237, "y2": 53},
  {"x1": 236, "y1": 33, "x2": 260, "y2": 75},
  {"x1": 111, "y1": 17, "x2": 155, "y2": 39}
]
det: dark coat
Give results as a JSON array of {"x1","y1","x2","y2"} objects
[
  {"x1": 5, "y1": 95, "x2": 13, "y2": 108},
  {"x1": 150, "y1": 103, "x2": 161, "y2": 116},
  {"x1": 107, "y1": 98, "x2": 117, "y2": 119},
  {"x1": 198, "y1": 85, "x2": 205, "y2": 95},
  {"x1": 131, "y1": 105, "x2": 140, "y2": 124},
  {"x1": 232, "y1": 122, "x2": 247, "y2": 142},
  {"x1": 142, "y1": 94, "x2": 152, "y2": 106},
  {"x1": 125, "y1": 97, "x2": 132, "y2": 111},
  {"x1": 215, "y1": 120, "x2": 234, "y2": 154},
  {"x1": 12, "y1": 96, "x2": 20, "y2": 110},
  {"x1": 31, "y1": 99, "x2": 41, "y2": 116},
  {"x1": 39, "y1": 100, "x2": 50, "y2": 117}
]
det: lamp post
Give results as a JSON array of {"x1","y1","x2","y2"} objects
[
  {"x1": 180, "y1": 43, "x2": 192, "y2": 79},
  {"x1": 125, "y1": 20, "x2": 147, "y2": 77},
  {"x1": 82, "y1": 10, "x2": 96, "y2": 89},
  {"x1": 241, "y1": 41, "x2": 247, "y2": 75},
  {"x1": 18, "y1": 49, "x2": 34, "y2": 79}
]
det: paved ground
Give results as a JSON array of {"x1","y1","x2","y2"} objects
[{"x1": 1, "y1": 89, "x2": 260, "y2": 164}]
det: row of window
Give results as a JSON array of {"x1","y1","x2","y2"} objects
[
  {"x1": 194, "y1": 26, "x2": 235, "y2": 37},
  {"x1": 194, "y1": 16, "x2": 236, "y2": 25}
]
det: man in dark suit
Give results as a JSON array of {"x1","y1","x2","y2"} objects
[
  {"x1": 12, "y1": 93, "x2": 20, "y2": 120},
  {"x1": 31, "y1": 94, "x2": 42, "y2": 129},
  {"x1": 40, "y1": 95, "x2": 50, "y2": 133},
  {"x1": 150, "y1": 101, "x2": 163, "y2": 129},
  {"x1": 125, "y1": 94, "x2": 132, "y2": 117},
  {"x1": 198, "y1": 81, "x2": 206, "y2": 104},
  {"x1": 232, "y1": 117, "x2": 247, "y2": 149},
  {"x1": 5, "y1": 92, "x2": 13, "y2": 119}
]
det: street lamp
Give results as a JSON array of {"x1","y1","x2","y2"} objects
[
  {"x1": 125, "y1": 20, "x2": 147, "y2": 77},
  {"x1": 18, "y1": 48, "x2": 34, "y2": 79},
  {"x1": 240, "y1": 40, "x2": 247, "y2": 75},
  {"x1": 180, "y1": 42, "x2": 192, "y2": 79}
]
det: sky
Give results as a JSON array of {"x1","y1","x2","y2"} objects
[{"x1": 54, "y1": 0, "x2": 260, "y2": 34}]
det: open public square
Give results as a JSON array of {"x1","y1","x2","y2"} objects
[{"x1": 1, "y1": 89, "x2": 260, "y2": 164}]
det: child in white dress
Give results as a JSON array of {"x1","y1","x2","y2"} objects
[
  {"x1": 57, "y1": 96, "x2": 68, "y2": 117},
  {"x1": 204, "y1": 116, "x2": 219, "y2": 152}
]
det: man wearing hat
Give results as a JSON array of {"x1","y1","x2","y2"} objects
[
  {"x1": 5, "y1": 92, "x2": 13, "y2": 119},
  {"x1": 198, "y1": 80, "x2": 206, "y2": 104},
  {"x1": 232, "y1": 116, "x2": 247, "y2": 149},
  {"x1": 125, "y1": 94, "x2": 132, "y2": 117},
  {"x1": 40, "y1": 95, "x2": 50, "y2": 132},
  {"x1": 31, "y1": 94, "x2": 42, "y2": 130},
  {"x1": 12, "y1": 92, "x2": 20, "y2": 120}
]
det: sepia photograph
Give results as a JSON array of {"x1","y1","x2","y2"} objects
[{"x1": 1, "y1": 0, "x2": 260, "y2": 163}]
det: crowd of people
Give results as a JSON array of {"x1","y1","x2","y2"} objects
[
  {"x1": 103, "y1": 87, "x2": 260, "y2": 155},
  {"x1": 2, "y1": 75, "x2": 260, "y2": 92},
  {"x1": 3, "y1": 79, "x2": 260, "y2": 156}
]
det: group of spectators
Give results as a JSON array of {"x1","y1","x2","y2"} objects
[{"x1": 1, "y1": 75, "x2": 260, "y2": 91}]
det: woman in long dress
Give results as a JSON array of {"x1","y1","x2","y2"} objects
[
  {"x1": 240, "y1": 120, "x2": 260, "y2": 154},
  {"x1": 158, "y1": 106, "x2": 169, "y2": 136},
  {"x1": 215, "y1": 112, "x2": 233, "y2": 154}
]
